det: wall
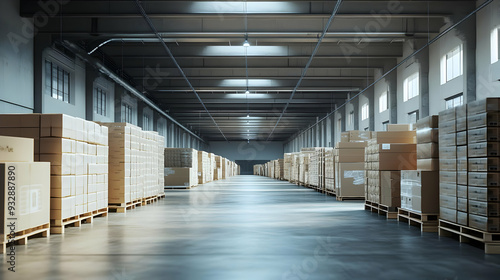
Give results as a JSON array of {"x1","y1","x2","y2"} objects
[
  {"x1": 209, "y1": 141, "x2": 284, "y2": 161},
  {"x1": 0, "y1": 0, "x2": 34, "y2": 113}
]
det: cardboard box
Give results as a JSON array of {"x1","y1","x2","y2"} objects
[
  {"x1": 0, "y1": 135, "x2": 34, "y2": 162},
  {"x1": 469, "y1": 157, "x2": 500, "y2": 172},
  {"x1": 336, "y1": 155, "x2": 366, "y2": 163},
  {"x1": 440, "y1": 171, "x2": 457, "y2": 184},
  {"x1": 373, "y1": 153, "x2": 417, "y2": 170},
  {"x1": 341, "y1": 132, "x2": 350, "y2": 142},
  {"x1": 468, "y1": 214, "x2": 500, "y2": 232},
  {"x1": 1, "y1": 162, "x2": 50, "y2": 237},
  {"x1": 438, "y1": 133, "x2": 456, "y2": 147},
  {"x1": 416, "y1": 128, "x2": 439, "y2": 144},
  {"x1": 439, "y1": 159, "x2": 456, "y2": 171},
  {"x1": 456, "y1": 131, "x2": 467, "y2": 146},
  {"x1": 380, "y1": 171, "x2": 400, "y2": 207},
  {"x1": 456, "y1": 117, "x2": 467, "y2": 132},
  {"x1": 348, "y1": 130, "x2": 372, "y2": 141},
  {"x1": 439, "y1": 146, "x2": 457, "y2": 159},
  {"x1": 417, "y1": 159, "x2": 439, "y2": 171},
  {"x1": 467, "y1": 112, "x2": 500, "y2": 129},
  {"x1": 387, "y1": 124, "x2": 412, "y2": 131},
  {"x1": 50, "y1": 196, "x2": 75, "y2": 220},
  {"x1": 457, "y1": 171, "x2": 468, "y2": 185},
  {"x1": 468, "y1": 187, "x2": 500, "y2": 202},
  {"x1": 456, "y1": 104, "x2": 467, "y2": 119},
  {"x1": 440, "y1": 195, "x2": 457, "y2": 209},
  {"x1": 468, "y1": 172, "x2": 500, "y2": 187},
  {"x1": 440, "y1": 182, "x2": 457, "y2": 197},
  {"x1": 457, "y1": 185, "x2": 468, "y2": 199},
  {"x1": 372, "y1": 131, "x2": 416, "y2": 143},
  {"x1": 40, "y1": 114, "x2": 76, "y2": 140},
  {"x1": 400, "y1": 170, "x2": 439, "y2": 213},
  {"x1": 468, "y1": 142, "x2": 500, "y2": 157},
  {"x1": 416, "y1": 115, "x2": 439, "y2": 130},
  {"x1": 457, "y1": 159, "x2": 468, "y2": 172},
  {"x1": 336, "y1": 162, "x2": 365, "y2": 198},
  {"x1": 0, "y1": 114, "x2": 41, "y2": 128},
  {"x1": 468, "y1": 127, "x2": 500, "y2": 143},
  {"x1": 417, "y1": 143, "x2": 439, "y2": 159},
  {"x1": 336, "y1": 149, "x2": 366, "y2": 158},
  {"x1": 164, "y1": 167, "x2": 197, "y2": 187},
  {"x1": 40, "y1": 138, "x2": 75, "y2": 154},
  {"x1": 335, "y1": 142, "x2": 367, "y2": 149},
  {"x1": 440, "y1": 207, "x2": 457, "y2": 223},
  {"x1": 457, "y1": 197, "x2": 468, "y2": 212},
  {"x1": 457, "y1": 211, "x2": 468, "y2": 226},
  {"x1": 467, "y1": 98, "x2": 500, "y2": 116},
  {"x1": 50, "y1": 175, "x2": 74, "y2": 197},
  {"x1": 469, "y1": 200, "x2": 500, "y2": 216},
  {"x1": 372, "y1": 143, "x2": 416, "y2": 154},
  {"x1": 457, "y1": 146, "x2": 468, "y2": 159},
  {"x1": 439, "y1": 107, "x2": 456, "y2": 123},
  {"x1": 439, "y1": 120, "x2": 456, "y2": 135}
]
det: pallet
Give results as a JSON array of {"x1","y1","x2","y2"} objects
[
  {"x1": 108, "y1": 200, "x2": 142, "y2": 213},
  {"x1": 164, "y1": 185, "x2": 192, "y2": 190},
  {"x1": 364, "y1": 201, "x2": 398, "y2": 219},
  {"x1": 1, "y1": 223, "x2": 50, "y2": 254},
  {"x1": 336, "y1": 196, "x2": 364, "y2": 202},
  {"x1": 398, "y1": 208, "x2": 439, "y2": 232},
  {"x1": 50, "y1": 208, "x2": 108, "y2": 234},
  {"x1": 324, "y1": 189, "x2": 336, "y2": 197},
  {"x1": 141, "y1": 195, "x2": 158, "y2": 206},
  {"x1": 157, "y1": 193, "x2": 166, "y2": 199},
  {"x1": 439, "y1": 219, "x2": 500, "y2": 254}
]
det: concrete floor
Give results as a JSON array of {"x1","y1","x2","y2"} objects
[{"x1": 2, "y1": 175, "x2": 500, "y2": 279}]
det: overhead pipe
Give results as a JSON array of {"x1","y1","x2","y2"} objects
[
  {"x1": 134, "y1": 0, "x2": 228, "y2": 142},
  {"x1": 60, "y1": 40, "x2": 206, "y2": 143},
  {"x1": 266, "y1": 0, "x2": 344, "y2": 141},
  {"x1": 285, "y1": 0, "x2": 494, "y2": 144}
]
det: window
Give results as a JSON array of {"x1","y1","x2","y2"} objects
[
  {"x1": 382, "y1": 121, "x2": 389, "y2": 131},
  {"x1": 403, "y1": 72, "x2": 419, "y2": 102},
  {"x1": 408, "y1": 111, "x2": 419, "y2": 124},
  {"x1": 445, "y1": 94, "x2": 464, "y2": 109},
  {"x1": 45, "y1": 60, "x2": 70, "y2": 103},
  {"x1": 361, "y1": 103, "x2": 369, "y2": 120},
  {"x1": 379, "y1": 92, "x2": 388, "y2": 113},
  {"x1": 441, "y1": 45, "x2": 463, "y2": 84},
  {"x1": 121, "y1": 103, "x2": 133, "y2": 123},
  {"x1": 348, "y1": 111, "x2": 354, "y2": 125},
  {"x1": 143, "y1": 114, "x2": 151, "y2": 131},
  {"x1": 491, "y1": 27, "x2": 500, "y2": 64},
  {"x1": 94, "y1": 87, "x2": 107, "y2": 116}
]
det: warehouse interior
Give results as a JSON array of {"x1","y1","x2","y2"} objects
[{"x1": 1, "y1": 0, "x2": 500, "y2": 278}]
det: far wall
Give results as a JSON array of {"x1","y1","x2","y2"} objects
[{"x1": 209, "y1": 141, "x2": 284, "y2": 161}]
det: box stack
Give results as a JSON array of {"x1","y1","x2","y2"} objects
[
  {"x1": 1, "y1": 114, "x2": 110, "y2": 232},
  {"x1": 1, "y1": 135, "x2": 51, "y2": 253},
  {"x1": 341, "y1": 130, "x2": 372, "y2": 143},
  {"x1": 335, "y1": 141, "x2": 367, "y2": 199},
  {"x1": 298, "y1": 151, "x2": 311, "y2": 186},
  {"x1": 283, "y1": 153, "x2": 293, "y2": 181},
  {"x1": 253, "y1": 164, "x2": 264, "y2": 176},
  {"x1": 141, "y1": 131, "x2": 163, "y2": 202},
  {"x1": 269, "y1": 161, "x2": 275, "y2": 179},
  {"x1": 324, "y1": 148, "x2": 335, "y2": 193},
  {"x1": 197, "y1": 151, "x2": 210, "y2": 184},
  {"x1": 214, "y1": 156, "x2": 223, "y2": 180},
  {"x1": 276, "y1": 159, "x2": 284, "y2": 180},
  {"x1": 222, "y1": 157, "x2": 229, "y2": 179},
  {"x1": 438, "y1": 107, "x2": 459, "y2": 223},
  {"x1": 208, "y1": 153, "x2": 216, "y2": 181},
  {"x1": 302, "y1": 148, "x2": 326, "y2": 191},
  {"x1": 466, "y1": 98, "x2": 500, "y2": 232},
  {"x1": 164, "y1": 148, "x2": 198, "y2": 188},
  {"x1": 291, "y1": 153, "x2": 300, "y2": 183},
  {"x1": 365, "y1": 130, "x2": 416, "y2": 217},
  {"x1": 455, "y1": 105, "x2": 469, "y2": 225}
]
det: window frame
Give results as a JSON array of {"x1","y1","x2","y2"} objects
[
  {"x1": 441, "y1": 45, "x2": 463, "y2": 84},
  {"x1": 491, "y1": 27, "x2": 500, "y2": 64},
  {"x1": 379, "y1": 92, "x2": 388, "y2": 113},
  {"x1": 45, "y1": 60, "x2": 70, "y2": 103},
  {"x1": 121, "y1": 102, "x2": 133, "y2": 123},
  {"x1": 143, "y1": 114, "x2": 151, "y2": 131},
  {"x1": 94, "y1": 87, "x2": 107, "y2": 116},
  {"x1": 403, "y1": 72, "x2": 419, "y2": 102},
  {"x1": 445, "y1": 94, "x2": 464, "y2": 109},
  {"x1": 361, "y1": 103, "x2": 369, "y2": 121}
]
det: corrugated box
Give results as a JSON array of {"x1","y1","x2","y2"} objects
[
  {"x1": 335, "y1": 142, "x2": 367, "y2": 149},
  {"x1": 440, "y1": 171, "x2": 457, "y2": 184},
  {"x1": 417, "y1": 159, "x2": 439, "y2": 171},
  {"x1": 0, "y1": 135, "x2": 34, "y2": 162},
  {"x1": 440, "y1": 207, "x2": 457, "y2": 223},
  {"x1": 164, "y1": 167, "x2": 197, "y2": 187},
  {"x1": 457, "y1": 171, "x2": 468, "y2": 185},
  {"x1": 438, "y1": 133, "x2": 456, "y2": 147},
  {"x1": 416, "y1": 115, "x2": 439, "y2": 130},
  {"x1": 417, "y1": 143, "x2": 439, "y2": 159},
  {"x1": 335, "y1": 162, "x2": 365, "y2": 198},
  {"x1": 440, "y1": 195, "x2": 457, "y2": 209},
  {"x1": 468, "y1": 172, "x2": 500, "y2": 187},
  {"x1": 468, "y1": 127, "x2": 500, "y2": 143},
  {"x1": 440, "y1": 183, "x2": 457, "y2": 197},
  {"x1": 371, "y1": 131, "x2": 416, "y2": 143},
  {"x1": 380, "y1": 171, "x2": 400, "y2": 207},
  {"x1": 468, "y1": 142, "x2": 500, "y2": 157},
  {"x1": 467, "y1": 98, "x2": 500, "y2": 116},
  {"x1": 457, "y1": 198, "x2": 468, "y2": 212},
  {"x1": 468, "y1": 112, "x2": 500, "y2": 129},
  {"x1": 457, "y1": 185, "x2": 468, "y2": 199},
  {"x1": 456, "y1": 131, "x2": 467, "y2": 145},
  {"x1": 457, "y1": 146, "x2": 468, "y2": 159},
  {"x1": 468, "y1": 187, "x2": 500, "y2": 202},
  {"x1": 468, "y1": 214, "x2": 500, "y2": 232},
  {"x1": 457, "y1": 211, "x2": 468, "y2": 226},
  {"x1": 439, "y1": 159, "x2": 457, "y2": 171},
  {"x1": 468, "y1": 157, "x2": 500, "y2": 172},
  {"x1": 400, "y1": 170, "x2": 439, "y2": 213},
  {"x1": 387, "y1": 124, "x2": 412, "y2": 131},
  {"x1": 468, "y1": 200, "x2": 500, "y2": 216},
  {"x1": 439, "y1": 107, "x2": 456, "y2": 123}
]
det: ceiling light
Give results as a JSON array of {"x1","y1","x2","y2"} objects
[
  {"x1": 243, "y1": 39, "x2": 250, "y2": 47},
  {"x1": 245, "y1": 89, "x2": 250, "y2": 94},
  {"x1": 247, "y1": 114, "x2": 250, "y2": 118}
]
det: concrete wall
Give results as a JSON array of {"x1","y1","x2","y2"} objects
[
  {"x1": 0, "y1": 0, "x2": 34, "y2": 113},
  {"x1": 210, "y1": 141, "x2": 284, "y2": 161}
]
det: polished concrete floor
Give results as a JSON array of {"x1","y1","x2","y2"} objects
[{"x1": 2, "y1": 175, "x2": 500, "y2": 279}]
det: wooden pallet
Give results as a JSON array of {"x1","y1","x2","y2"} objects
[
  {"x1": 141, "y1": 195, "x2": 158, "y2": 206},
  {"x1": 324, "y1": 189, "x2": 336, "y2": 197},
  {"x1": 398, "y1": 208, "x2": 439, "y2": 232},
  {"x1": 157, "y1": 193, "x2": 166, "y2": 199},
  {"x1": 439, "y1": 219, "x2": 500, "y2": 254},
  {"x1": 336, "y1": 196, "x2": 364, "y2": 202},
  {"x1": 364, "y1": 201, "x2": 398, "y2": 219},
  {"x1": 51, "y1": 208, "x2": 108, "y2": 234},
  {"x1": 108, "y1": 200, "x2": 142, "y2": 213},
  {"x1": 1, "y1": 223, "x2": 50, "y2": 254},
  {"x1": 164, "y1": 185, "x2": 192, "y2": 190}
]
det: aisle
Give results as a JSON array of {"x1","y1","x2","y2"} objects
[{"x1": 2, "y1": 175, "x2": 500, "y2": 279}]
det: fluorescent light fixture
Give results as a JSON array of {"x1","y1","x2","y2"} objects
[
  {"x1": 247, "y1": 114, "x2": 250, "y2": 118},
  {"x1": 243, "y1": 39, "x2": 250, "y2": 47},
  {"x1": 245, "y1": 89, "x2": 250, "y2": 94}
]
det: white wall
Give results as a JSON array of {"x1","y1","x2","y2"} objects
[
  {"x1": 373, "y1": 70, "x2": 390, "y2": 131},
  {"x1": 397, "y1": 40, "x2": 421, "y2": 123},
  {"x1": 209, "y1": 141, "x2": 284, "y2": 161},
  {"x1": 476, "y1": 0, "x2": 500, "y2": 100},
  {"x1": 92, "y1": 76, "x2": 115, "y2": 123},
  {"x1": 0, "y1": 0, "x2": 34, "y2": 113}
]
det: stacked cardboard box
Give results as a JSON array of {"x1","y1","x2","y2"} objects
[
  {"x1": 455, "y1": 105, "x2": 469, "y2": 225},
  {"x1": 253, "y1": 164, "x2": 264, "y2": 176},
  {"x1": 197, "y1": 151, "x2": 210, "y2": 184},
  {"x1": 341, "y1": 130, "x2": 372, "y2": 142},
  {"x1": 283, "y1": 153, "x2": 293, "y2": 181},
  {"x1": 335, "y1": 141, "x2": 367, "y2": 198},
  {"x1": 291, "y1": 153, "x2": 300, "y2": 183},
  {"x1": 104, "y1": 122, "x2": 163, "y2": 209},
  {"x1": 208, "y1": 153, "x2": 216, "y2": 181},
  {"x1": 0, "y1": 114, "x2": 110, "y2": 228},
  {"x1": 298, "y1": 151, "x2": 311, "y2": 185},
  {"x1": 276, "y1": 159, "x2": 284, "y2": 180},
  {"x1": 222, "y1": 157, "x2": 229, "y2": 179},
  {"x1": 400, "y1": 116, "x2": 440, "y2": 214},
  {"x1": 214, "y1": 156, "x2": 223, "y2": 180},
  {"x1": 156, "y1": 135, "x2": 165, "y2": 196},
  {"x1": 324, "y1": 148, "x2": 335, "y2": 193},
  {"x1": 301, "y1": 148, "x2": 324, "y2": 188},
  {"x1": 438, "y1": 107, "x2": 459, "y2": 223},
  {"x1": 365, "y1": 130, "x2": 416, "y2": 207},
  {"x1": 164, "y1": 148, "x2": 198, "y2": 188},
  {"x1": 1, "y1": 136, "x2": 50, "y2": 253},
  {"x1": 269, "y1": 161, "x2": 275, "y2": 179},
  {"x1": 467, "y1": 98, "x2": 500, "y2": 232}
]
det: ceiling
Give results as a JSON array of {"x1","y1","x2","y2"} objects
[{"x1": 20, "y1": 0, "x2": 476, "y2": 142}]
